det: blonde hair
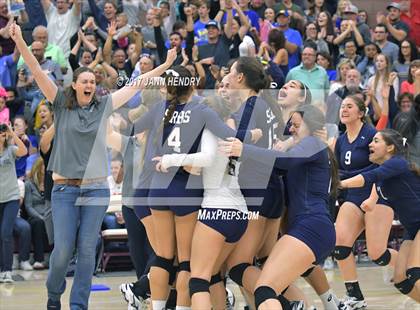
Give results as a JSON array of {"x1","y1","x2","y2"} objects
[
  {"x1": 336, "y1": 58, "x2": 356, "y2": 82},
  {"x1": 30, "y1": 157, "x2": 45, "y2": 189},
  {"x1": 373, "y1": 53, "x2": 391, "y2": 91}
]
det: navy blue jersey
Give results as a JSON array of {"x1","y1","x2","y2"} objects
[
  {"x1": 232, "y1": 96, "x2": 278, "y2": 189},
  {"x1": 134, "y1": 98, "x2": 243, "y2": 189},
  {"x1": 335, "y1": 123, "x2": 377, "y2": 179},
  {"x1": 362, "y1": 156, "x2": 420, "y2": 237},
  {"x1": 242, "y1": 136, "x2": 331, "y2": 221}
]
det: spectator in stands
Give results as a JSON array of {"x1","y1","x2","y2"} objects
[
  {"x1": 108, "y1": 159, "x2": 124, "y2": 195},
  {"x1": 18, "y1": 26, "x2": 67, "y2": 74},
  {"x1": 357, "y1": 42, "x2": 381, "y2": 88},
  {"x1": 393, "y1": 93, "x2": 420, "y2": 166},
  {"x1": 194, "y1": 1, "x2": 211, "y2": 46},
  {"x1": 251, "y1": 0, "x2": 267, "y2": 19},
  {"x1": 315, "y1": 10, "x2": 336, "y2": 58},
  {"x1": 102, "y1": 211, "x2": 129, "y2": 253},
  {"x1": 286, "y1": 44, "x2": 330, "y2": 103},
  {"x1": 258, "y1": 28, "x2": 288, "y2": 76},
  {"x1": 317, "y1": 51, "x2": 336, "y2": 81},
  {"x1": 41, "y1": 0, "x2": 81, "y2": 59},
  {"x1": 276, "y1": 9, "x2": 303, "y2": 71},
  {"x1": 373, "y1": 24, "x2": 399, "y2": 64},
  {"x1": 104, "y1": 21, "x2": 142, "y2": 88},
  {"x1": 0, "y1": 122, "x2": 27, "y2": 283},
  {"x1": 399, "y1": 0, "x2": 420, "y2": 47},
  {"x1": 333, "y1": 19, "x2": 365, "y2": 58},
  {"x1": 0, "y1": 87, "x2": 9, "y2": 124},
  {"x1": 326, "y1": 68, "x2": 363, "y2": 137},
  {"x1": 305, "y1": 0, "x2": 326, "y2": 23},
  {"x1": 337, "y1": 39, "x2": 362, "y2": 65},
  {"x1": 393, "y1": 39, "x2": 418, "y2": 84},
  {"x1": 0, "y1": 45, "x2": 19, "y2": 88},
  {"x1": 69, "y1": 30, "x2": 98, "y2": 72},
  {"x1": 87, "y1": 0, "x2": 117, "y2": 33},
  {"x1": 358, "y1": 9, "x2": 368, "y2": 24},
  {"x1": 17, "y1": 41, "x2": 63, "y2": 117},
  {"x1": 0, "y1": 1, "x2": 15, "y2": 56},
  {"x1": 13, "y1": 178, "x2": 33, "y2": 271},
  {"x1": 378, "y1": 2, "x2": 410, "y2": 45},
  {"x1": 304, "y1": 22, "x2": 329, "y2": 54},
  {"x1": 228, "y1": 4, "x2": 254, "y2": 58},
  {"x1": 24, "y1": 158, "x2": 49, "y2": 270},
  {"x1": 142, "y1": 8, "x2": 168, "y2": 66},
  {"x1": 273, "y1": 0, "x2": 305, "y2": 32},
  {"x1": 158, "y1": 0, "x2": 177, "y2": 36},
  {"x1": 330, "y1": 58, "x2": 355, "y2": 95},
  {"x1": 4, "y1": 87, "x2": 24, "y2": 120},
  {"x1": 397, "y1": 92, "x2": 414, "y2": 113},
  {"x1": 367, "y1": 54, "x2": 400, "y2": 123},
  {"x1": 401, "y1": 59, "x2": 420, "y2": 95},
  {"x1": 343, "y1": 4, "x2": 371, "y2": 44},
  {"x1": 13, "y1": 116, "x2": 36, "y2": 179}
]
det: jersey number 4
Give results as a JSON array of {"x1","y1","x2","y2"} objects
[
  {"x1": 344, "y1": 151, "x2": 352, "y2": 165},
  {"x1": 168, "y1": 127, "x2": 181, "y2": 153}
]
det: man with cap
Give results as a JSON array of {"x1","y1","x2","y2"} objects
[
  {"x1": 276, "y1": 9, "x2": 302, "y2": 71},
  {"x1": 343, "y1": 4, "x2": 371, "y2": 44},
  {"x1": 377, "y1": 2, "x2": 410, "y2": 44},
  {"x1": 194, "y1": 4, "x2": 234, "y2": 88}
]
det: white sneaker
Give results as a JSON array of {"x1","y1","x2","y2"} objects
[
  {"x1": 1, "y1": 271, "x2": 14, "y2": 283},
  {"x1": 33, "y1": 261, "x2": 45, "y2": 270},
  {"x1": 338, "y1": 296, "x2": 367, "y2": 310},
  {"x1": 20, "y1": 261, "x2": 33, "y2": 271},
  {"x1": 119, "y1": 283, "x2": 144, "y2": 310},
  {"x1": 226, "y1": 287, "x2": 235, "y2": 310}
]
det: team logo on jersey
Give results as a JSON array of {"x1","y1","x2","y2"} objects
[{"x1": 377, "y1": 186, "x2": 388, "y2": 200}]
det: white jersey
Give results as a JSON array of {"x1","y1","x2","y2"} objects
[{"x1": 160, "y1": 129, "x2": 247, "y2": 213}]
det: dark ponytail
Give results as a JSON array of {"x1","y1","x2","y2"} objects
[{"x1": 379, "y1": 128, "x2": 420, "y2": 176}]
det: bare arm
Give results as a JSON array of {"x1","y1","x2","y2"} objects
[
  {"x1": 40, "y1": 124, "x2": 55, "y2": 154},
  {"x1": 385, "y1": 18, "x2": 407, "y2": 42},
  {"x1": 224, "y1": 8, "x2": 233, "y2": 39},
  {"x1": 8, "y1": 125, "x2": 27, "y2": 157},
  {"x1": 351, "y1": 21, "x2": 364, "y2": 47},
  {"x1": 40, "y1": 0, "x2": 52, "y2": 12},
  {"x1": 0, "y1": 15, "x2": 13, "y2": 38},
  {"x1": 232, "y1": 1, "x2": 250, "y2": 39},
  {"x1": 110, "y1": 48, "x2": 177, "y2": 110},
  {"x1": 333, "y1": 27, "x2": 351, "y2": 45},
  {"x1": 10, "y1": 23, "x2": 57, "y2": 103},
  {"x1": 103, "y1": 21, "x2": 117, "y2": 65}
]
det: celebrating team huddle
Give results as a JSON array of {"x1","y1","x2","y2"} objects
[{"x1": 2, "y1": 18, "x2": 419, "y2": 310}]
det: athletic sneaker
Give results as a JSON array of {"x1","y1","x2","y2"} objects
[
  {"x1": 0, "y1": 271, "x2": 13, "y2": 283},
  {"x1": 338, "y1": 296, "x2": 367, "y2": 310},
  {"x1": 119, "y1": 283, "x2": 144, "y2": 310},
  {"x1": 323, "y1": 257, "x2": 335, "y2": 270},
  {"x1": 20, "y1": 260, "x2": 33, "y2": 271},
  {"x1": 290, "y1": 300, "x2": 305, "y2": 310},
  {"x1": 47, "y1": 298, "x2": 61, "y2": 310},
  {"x1": 226, "y1": 287, "x2": 235, "y2": 310}
]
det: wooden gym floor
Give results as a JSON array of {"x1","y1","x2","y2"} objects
[{"x1": 1, "y1": 266, "x2": 419, "y2": 309}]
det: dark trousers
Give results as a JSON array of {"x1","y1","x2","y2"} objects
[
  {"x1": 0, "y1": 200, "x2": 19, "y2": 271},
  {"x1": 13, "y1": 217, "x2": 32, "y2": 262},
  {"x1": 27, "y1": 217, "x2": 49, "y2": 262},
  {"x1": 122, "y1": 206, "x2": 155, "y2": 279}
]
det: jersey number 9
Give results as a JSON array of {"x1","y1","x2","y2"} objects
[{"x1": 344, "y1": 151, "x2": 352, "y2": 165}]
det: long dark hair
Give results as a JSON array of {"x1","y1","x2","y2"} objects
[
  {"x1": 268, "y1": 28, "x2": 286, "y2": 51},
  {"x1": 203, "y1": 96, "x2": 230, "y2": 121},
  {"x1": 65, "y1": 67, "x2": 97, "y2": 109},
  {"x1": 379, "y1": 128, "x2": 420, "y2": 175},
  {"x1": 344, "y1": 94, "x2": 369, "y2": 123},
  {"x1": 394, "y1": 93, "x2": 420, "y2": 143},
  {"x1": 294, "y1": 104, "x2": 340, "y2": 196},
  {"x1": 316, "y1": 10, "x2": 335, "y2": 36},
  {"x1": 234, "y1": 57, "x2": 270, "y2": 92},
  {"x1": 407, "y1": 59, "x2": 420, "y2": 84},
  {"x1": 398, "y1": 39, "x2": 418, "y2": 64}
]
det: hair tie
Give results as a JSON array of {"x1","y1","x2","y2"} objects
[{"x1": 402, "y1": 137, "x2": 407, "y2": 147}]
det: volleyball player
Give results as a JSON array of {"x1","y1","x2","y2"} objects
[
  {"x1": 334, "y1": 95, "x2": 398, "y2": 309},
  {"x1": 220, "y1": 104, "x2": 338, "y2": 310},
  {"x1": 132, "y1": 65, "x2": 260, "y2": 309},
  {"x1": 340, "y1": 129, "x2": 420, "y2": 303}
]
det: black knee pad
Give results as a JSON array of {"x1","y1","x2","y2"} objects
[
  {"x1": 178, "y1": 261, "x2": 191, "y2": 273},
  {"x1": 333, "y1": 246, "x2": 352, "y2": 260},
  {"x1": 189, "y1": 277, "x2": 210, "y2": 297},
  {"x1": 301, "y1": 266, "x2": 315, "y2": 277},
  {"x1": 210, "y1": 272, "x2": 223, "y2": 285},
  {"x1": 407, "y1": 267, "x2": 420, "y2": 285},
  {"x1": 280, "y1": 286, "x2": 289, "y2": 295},
  {"x1": 153, "y1": 256, "x2": 175, "y2": 274},
  {"x1": 254, "y1": 286, "x2": 277, "y2": 310},
  {"x1": 394, "y1": 278, "x2": 414, "y2": 295},
  {"x1": 372, "y1": 249, "x2": 391, "y2": 266},
  {"x1": 228, "y1": 263, "x2": 251, "y2": 287}
]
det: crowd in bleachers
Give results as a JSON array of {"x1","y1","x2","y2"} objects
[{"x1": 0, "y1": 0, "x2": 419, "y2": 304}]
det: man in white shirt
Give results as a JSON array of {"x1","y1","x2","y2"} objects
[{"x1": 41, "y1": 0, "x2": 81, "y2": 59}]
